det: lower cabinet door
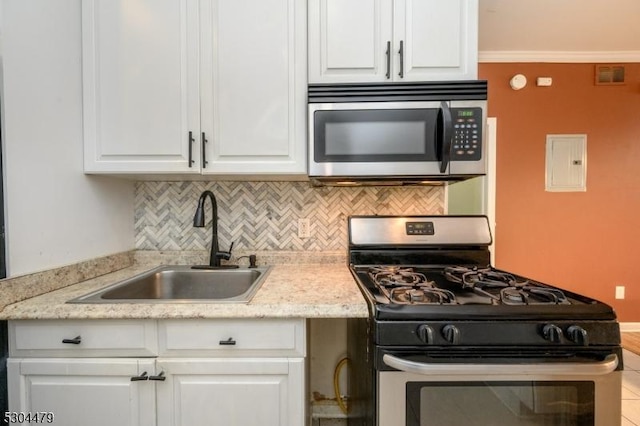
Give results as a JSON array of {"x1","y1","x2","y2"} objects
[
  {"x1": 8, "y1": 358, "x2": 156, "y2": 426},
  {"x1": 155, "y1": 358, "x2": 304, "y2": 426}
]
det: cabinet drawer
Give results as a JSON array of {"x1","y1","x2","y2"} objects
[
  {"x1": 9, "y1": 320, "x2": 158, "y2": 357},
  {"x1": 159, "y1": 319, "x2": 305, "y2": 357}
]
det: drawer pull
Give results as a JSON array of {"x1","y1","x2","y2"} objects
[
  {"x1": 149, "y1": 371, "x2": 166, "y2": 381},
  {"x1": 62, "y1": 336, "x2": 82, "y2": 345},
  {"x1": 131, "y1": 372, "x2": 149, "y2": 382},
  {"x1": 219, "y1": 337, "x2": 237, "y2": 346}
]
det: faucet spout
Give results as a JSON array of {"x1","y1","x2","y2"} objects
[{"x1": 193, "y1": 190, "x2": 222, "y2": 267}]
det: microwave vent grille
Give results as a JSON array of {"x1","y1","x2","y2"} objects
[{"x1": 308, "y1": 81, "x2": 488, "y2": 103}]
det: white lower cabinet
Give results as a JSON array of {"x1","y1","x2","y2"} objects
[
  {"x1": 8, "y1": 358, "x2": 156, "y2": 426},
  {"x1": 8, "y1": 319, "x2": 306, "y2": 426},
  {"x1": 156, "y1": 358, "x2": 304, "y2": 426}
]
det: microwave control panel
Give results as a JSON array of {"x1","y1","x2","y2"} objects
[{"x1": 451, "y1": 108, "x2": 482, "y2": 161}]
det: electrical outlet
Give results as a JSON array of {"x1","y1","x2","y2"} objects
[
  {"x1": 298, "y1": 218, "x2": 310, "y2": 238},
  {"x1": 615, "y1": 286, "x2": 625, "y2": 300}
]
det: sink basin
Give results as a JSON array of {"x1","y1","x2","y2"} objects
[{"x1": 67, "y1": 265, "x2": 271, "y2": 304}]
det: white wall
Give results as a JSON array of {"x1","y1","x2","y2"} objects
[{"x1": 1, "y1": 0, "x2": 134, "y2": 276}]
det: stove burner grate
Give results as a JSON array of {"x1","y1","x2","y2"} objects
[
  {"x1": 444, "y1": 266, "x2": 570, "y2": 305},
  {"x1": 368, "y1": 267, "x2": 456, "y2": 305},
  {"x1": 369, "y1": 266, "x2": 428, "y2": 287}
]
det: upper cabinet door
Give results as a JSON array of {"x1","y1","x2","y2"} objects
[
  {"x1": 82, "y1": 0, "x2": 201, "y2": 173},
  {"x1": 308, "y1": 0, "x2": 478, "y2": 83},
  {"x1": 308, "y1": 0, "x2": 393, "y2": 83},
  {"x1": 394, "y1": 0, "x2": 478, "y2": 81},
  {"x1": 199, "y1": 0, "x2": 307, "y2": 175}
]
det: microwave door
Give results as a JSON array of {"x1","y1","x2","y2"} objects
[{"x1": 308, "y1": 102, "x2": 447, "y2": 178}]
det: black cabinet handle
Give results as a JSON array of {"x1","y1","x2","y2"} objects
[
  {"x1": 131, "y1": 372, "x2": 149, "y2": 382},
  {"x1": 188, "y1": 131, "x2": 195, "y2": 167},
  {"x1": 219, "y1": 337, "x2": 237, "y2": 346},
  {"x1": 398, "y1": 40, "x2": 404, "y2": 78},
  {"x1": 149, "y1": 371, "x2": 166, "y2": 381},
  {"x1": 201, "y1": 132, "x2": 208, "y2": 169},
  {"x1": 62, "y1": 336, "x2": 81, "y2": 345},
  {"x1": 385, "y1": 41, "x2": 391, "y2": 79}
]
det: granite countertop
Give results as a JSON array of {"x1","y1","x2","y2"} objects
[{"x1": 0, "y1": 251, "x2": 369, "y2": 320}]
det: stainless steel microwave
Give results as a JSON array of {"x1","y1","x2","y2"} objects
[{"x1": 308, "y1": 81, "x2": 488, "y2": 185}]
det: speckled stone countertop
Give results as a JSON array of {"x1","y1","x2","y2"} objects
[{"x1": 0, "y1": 250, "x2": 369, "y2": 320}]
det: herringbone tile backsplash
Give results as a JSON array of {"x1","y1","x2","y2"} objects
[{"x1": 135, "y1": 181, "x2": 444, "y2": 251}]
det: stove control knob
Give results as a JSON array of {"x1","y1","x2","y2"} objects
[
  {"x1": 442, "y1": 324, "x2": 460, "y2": 344},
  {"x1": 542, "y1": 324, "x2": 563, "y2": 343},
  {"x1": 417, "y1": 325, "x2": 435, "y2": 344},
  {"x1": 567, "y1": 325, "x2": 589, "y2": 346}
]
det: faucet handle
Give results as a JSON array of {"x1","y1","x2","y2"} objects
[{"x1": 216, "y1": 241, "x2": 234, "y2": 261}]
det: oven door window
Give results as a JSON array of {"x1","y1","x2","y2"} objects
[
  {"x1": 313, "y1": 109, "x2": 439, "y2": 162},
  {"x1": 407, "y1": 381, "x2": 595, "y2": 426}
]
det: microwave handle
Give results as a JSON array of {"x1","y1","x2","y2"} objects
[
  {"x1": 383, "y1": 353, "x2": 619, "y2": 376},
  {"x1": 438, "y1": 102, "x2": 453, "y2": 173}
]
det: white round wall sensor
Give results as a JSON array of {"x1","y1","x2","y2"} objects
[{"x1": 510, "y1": 74, "x2": 527, "y2": 90}]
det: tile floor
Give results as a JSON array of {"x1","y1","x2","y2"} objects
[{"x1": 623, "y1": 348, "x2": 640, "y2": 425}]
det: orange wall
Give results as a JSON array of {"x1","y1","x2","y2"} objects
[{"x1": 478, "y1": 63, "x2": 640, "y2": 322}]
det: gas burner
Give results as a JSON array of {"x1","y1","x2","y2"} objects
[
  {"x1": 369, "y1": 266, "x2": 431, "y2": 288},
  {"x1": 368, "y1": 266, "x2": 455, "y2": 305},
  {"x1": 444, "y1": 266, "x2": 570, "y2": 305},
  {"x1": 387, "y1": 284, "x2": 456, "y2": 305},
  {"x1": 500, "y1": 286, "x2": 570, "y2": 305},
  {"x1": 444, "y1": 266, "x2": 528, "y2": 288}
]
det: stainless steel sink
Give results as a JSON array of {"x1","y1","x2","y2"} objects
[{"x1": 67, "y1": 265, "x2": 271, "y2": 304}]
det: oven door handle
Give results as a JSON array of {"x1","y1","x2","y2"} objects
[{"x1": 382, "y1": 353, "x2": 618, "y2": 376}]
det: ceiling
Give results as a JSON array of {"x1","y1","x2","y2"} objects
[{"x1": 478, "y1": 0, "x2": 640, "y2": 61}]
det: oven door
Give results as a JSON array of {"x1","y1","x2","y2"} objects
[{"x1": 378, "y1": 353, "x2": 621, "y2": 426}]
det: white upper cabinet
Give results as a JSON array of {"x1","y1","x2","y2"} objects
[
  {"x1": 199, "y1": 0, "x2": 307, "y2": 175},
  {"x1": 308, "y1": 0, "x2": 393, "y2": 82},
  {"x1": 82, "y1": 0, "x2": 306, "y2": 176},
  {"x1": 308, "y1": 0, "x2": 478, "y2": 83},
  {"x1": 82, "y1": 0, "x2": 201, "y2": 173}
]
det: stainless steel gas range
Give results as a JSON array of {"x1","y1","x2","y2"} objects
[{"x1": 346, "y1": 215, "x2": 622, "y2": 426}]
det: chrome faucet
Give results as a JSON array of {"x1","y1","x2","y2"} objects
[{"x1": 193, "y1": 190, "x2": 234, "y2": 267}]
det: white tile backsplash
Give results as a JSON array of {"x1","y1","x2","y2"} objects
[{"x1": 134, "y1": 181, "x2": 444, "y2": 251}]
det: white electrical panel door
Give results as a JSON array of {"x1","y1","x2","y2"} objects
[{"x1": 545, "y1": 134, "x2": 587, "y2": 192}]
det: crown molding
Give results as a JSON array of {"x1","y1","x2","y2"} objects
[{"x1": 479, "y1": 50, "x2": 640, "y2": 63}]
